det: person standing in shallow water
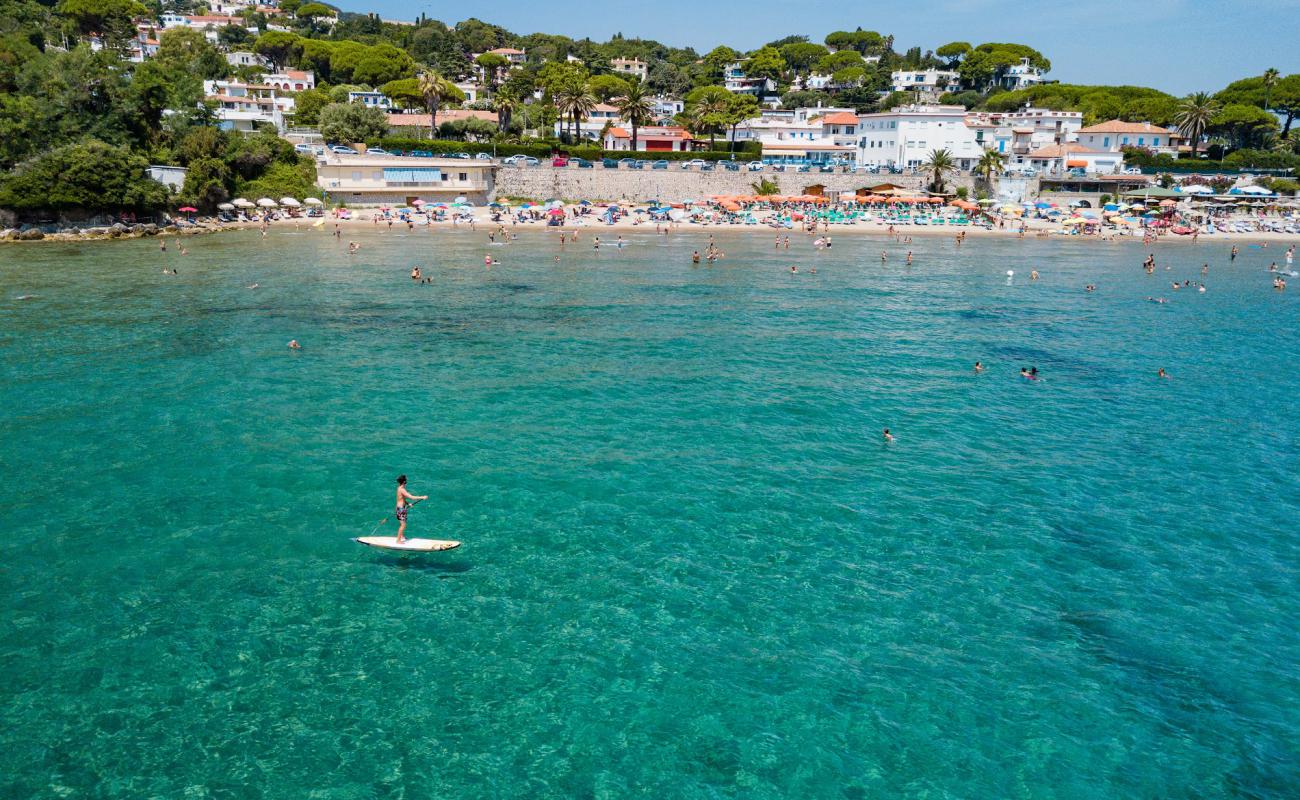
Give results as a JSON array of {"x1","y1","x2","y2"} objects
[{"x1": 394, "y1": 475, "x2": 427, "y2": 544}]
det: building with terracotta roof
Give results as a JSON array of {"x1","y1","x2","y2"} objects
[
  {"x1": 1076, "y1": 121, "x2": 1182, "y2": 155},
  {"x1": 610, "y1": 58, "x2": 648, "y2": 81},
  {"x1": 1023, "y1": 143, "x2": 1123, "y2": 175},
  {"x1": 202, "y1": 79, "x2": 294, "y2": 131},
  {"x1": 857, "y1": 104, "x2": 984, "y2": 170},
  {"x1": 386, "y1": 110, "x2": 500, "y2": 136},
  {"x1": 602, "y1": 126, "x2": 697, "y2": 152},
  {"x1": 265, "y1": 70, "x2": 315, "y2": 92}
]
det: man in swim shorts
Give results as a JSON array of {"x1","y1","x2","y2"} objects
[{"x1": 394, "y1": 474, "x2": 428, "y2": 543}]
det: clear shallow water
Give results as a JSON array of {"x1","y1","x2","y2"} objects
[{"x1": 1, "y1": 228, "x2": 1297, "y2": 798}]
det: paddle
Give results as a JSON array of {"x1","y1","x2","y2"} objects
[{"x1": 361, "y1": 497, "x2": 423, "y2": 538}]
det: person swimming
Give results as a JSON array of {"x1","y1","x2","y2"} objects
[
  {"x1": 1157, "y1": 368, "x2": 1168, "y2": 378},
  {"x1": 974, "y1": 361, "x2": 984, "y2": 372},
  {"x1": 882, "y1": 428, "x2": 894, "y2": 443},
  {"x1": 692, "y1": 251, "x2": 700, "y2": 263},
  {"x1": 411, "y1": 266, "x2": 422, "y2": 280},
  {"x1": 288, "y1": 339, "x2": 301, "y2": 350}
]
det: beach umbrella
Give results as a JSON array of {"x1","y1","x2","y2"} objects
[
  {"x1": 977, "y1": 198, "x2": 996, "y2": 205},
  {"x1": 1103, "y1": 203, "x2": 1119, "y2": 212},
  {"x1": 1061, "y1": 217, "x2": 1089, "y2": 225},
  {"x1": 303, "y1": 197, "x2": 323, "y2": 205},
  {"x1": 547, "y1": 208, "x2": 565, "y2": 216},
  {"x1": 178, "y1": 206, "x2": 198, "y2": 213},
  {"x1": 1034, "y1": 201, "x2": 1051, "y2": 209},
  {"x1": 578, "y1": 200, "x2": 591, "y2": 206},
  {"x1": 454, "y1": 195, "x2": 468, "y2": 204},
  {"x1": 410, "y1": 199, "x2": 426, "y2": 206},
  {"x1": 233, "y1": 198, "x2": 254, "y2": 208},
  {"x1": 669, "y1": 209, "x2": 686, "y2": 221},
  {"x1": 1159, "y1": 199, "x2": 1177, "y2": 207},
  {"x1": 217, "y1": 202, "x2": 235, "y2": 211},
  {"x1": 256, "y1": 198, "x2": 277, "y2": 208},
  {"x1": 487, "y1": 202, "x2": 501, "y2": 208},
  {"x1": 1180, "y1": 185, "x2": 1213, "y2": 194}
]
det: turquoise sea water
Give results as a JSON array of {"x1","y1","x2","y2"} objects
[{"x1": 1, "y1": 228, "x2": 1297, "y2": 798}]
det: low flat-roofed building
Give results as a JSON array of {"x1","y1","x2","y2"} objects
[{"x1": 315, "y1": 154, "x2": 496, "y2": 205}]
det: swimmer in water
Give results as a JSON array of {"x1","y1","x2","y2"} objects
[
  {"x1": 1031, "y1": 270, "x2": 1039, "y2": 280},
  {"x1": 247, "y1": 282, "x2": 259, "y2": 289},
  {"x1": 882, "y1": 428, "x2": 894, "y2": 443},
  {"x1": 411, "y1": 266, "x2": 421, "y2": 280},
  {"x1": 1157, "y1": 368, "x2": 1168, "y2": 379},
  {"x1": 691, "y1": 251, "x2": 700, "y2": 264},
  {"x1": 1085, "y1": 284, "x2": 1096, "y2": 292},
  {"x1": 288, "y1": 339, "x2": 301, "y2": 350},
  {"x1": 974, "y1": 361, "x2": 984, "y2": 373},
  {"x1": 790, "y1": 265, "x2": 797, "y2": 273}
]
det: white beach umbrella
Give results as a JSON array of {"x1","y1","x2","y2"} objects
[
  {"x1": 303, "y1": 197, "x2": 323, "y2": 205},
  {"x1": 1237, "y1": 185, "x2": 1272, "y2": 195},
  {"x1": 256, "y1": 197, "x2": 278, "y2": 208},
  {"x1": 279, "y1": 197, "x2": 301, "y2": 207},
  {"x1": 1180, "y1": 185, "x2": 1213, "y2": 194},
  {"x1": 217, "y1": 202, "x2": 235, "y2": 211},
  {"x1": 232, "y1": 198, "x2": 254, "y2": 208}
]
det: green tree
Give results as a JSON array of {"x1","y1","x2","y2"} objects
[
  {"x1": 492, "y1": 89, "x2": 520, "y2": 133},
  {"x1": 318, "y1": 102, "x2": 389, "y2": 144},
  {"x1": 379, "y1": 78, "x2": 423, "y2": 111},
  {"x1": 352, "y1": 44, "x2": 415, "y2": 86},
  {"x1": 701, "y1": 45, "x2": 738, "y2": 80},
  {"x1": 454, "y1": 17, "x2": 509, "y2": 54},
  {"x1": 646, "y1": 61, "x2": 690, "y2": 97},
  {"x1": 751, "y1": 177, "x2": 779, "y2": 195},
  {"x1": 921, "y1": 148, "x2": 956, "y2": 193},
  {"x1": 817, "y1": 50, "x2": 865, "y2": 75},
  {"x1": 724, "y1": 92, "x2": 761, "y2": 146},
  {"x1": 253, "y1": 30, "x2": 301, "y2": 72},
  {"x1": 417, "y1": 70, "x2": 462, "y2": 133},
  {"x1": 1262, "y1": 67, "x2": 1280, "y2": 110},
  {"x1": 935, "y1": 41, "x2": 972, "y2": 65},
  {"x1": 1270, "y1": 74, "x2": 1300, "y2": 137},
  {"x1": 474, "y1": 52, "x2": 509, "y2": 88},
  {"x1": 614, "y1": 79, "x2": 653, "y2": 150},
  {"x1": 56, "y1": 0, "x2": 146, "y2": 50},
  {"x1": 178, "y1": 155, "x2": 231, "y2": 211},
  {"x1": 290, "y1": 87, "x2": 330, "y2": 126},
  {"x1": 685, "y1": 85, "x2": 730, "y2": 148},
  {"x1": 589, "y1": 73, "x2": 632, "y2": 103},
  {"x1": 744, "y1": 46, "x2": 786, "y2": 82},
  {"x1": 554, "y1": 77, "x2": 596, "y2": 140},
  {"x1": 1175, "y1": 92, "x2": 1218, "y2": 158},
  {"x1": 976, "y1": 147, "x2": 1004, "y2": 186},
  {"x1": 1210, "y1": 103, "x2": 1279, "y2": 150},
  {"x1": 293, "y1": 2, "x2": 334, "y2": 35},
  {"x1": 0, "y1": 138, "x2": 168, "y2": 213},
  {"x1": 218, "y1": 25, "x2": 253, "y2": 49},
  {"x1": 779, "y1": 42, "x2": 829, "y2": 74}
]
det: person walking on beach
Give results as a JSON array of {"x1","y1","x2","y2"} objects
[{"x1": 394, "y1": 475, "x2": 427, "y2": 544}]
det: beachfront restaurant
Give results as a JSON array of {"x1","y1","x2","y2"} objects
[{"x1": 315, "y1": 154, "x2": 496, "y2": 206}]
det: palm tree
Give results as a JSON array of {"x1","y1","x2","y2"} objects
[
  {"x1": 615, "y1": 80, "x2": 654, "y2": 152},
  {"x1": 555, "y1": 82, "x2": 596, "y2": 141},
  {"x1": 1262, "y1": 67, "x2": 1280, "y2": 110},
  {"x1": 921, "y1": 148, "x2": 956, "y2": 194},
  {"x1": 493, "y1": 90, "x2": 520, "y2": 134},
  {"x1": 976, "y1": 148, "x2": 1005, "y2": 188},
  {"x1": 418, "y1": 71, "x2": 458, "y2": 136},
  {"x1": 1175, "y1": 92, "x2": 1219, "y2": 159}
]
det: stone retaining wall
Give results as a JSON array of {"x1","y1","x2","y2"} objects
[{"x1": 493, "y1": 166, "x2": 983, "y2": 204}]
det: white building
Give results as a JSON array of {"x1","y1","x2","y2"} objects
[
  {"x1": 964, "y1": 107, "x2": 1083, "y2": 161},
  {"x1": 889, "y1": 69, "x2": 959, "y2": 95},
  {"x1": 1023, "y1": 143, "x2": 1123, "y2": 176},
  {"x1": 348, "y1": 91, "x2": 393, "y2": 111},
  {"x1": 723, "y1": 63, "x2": 776, "y2": 96},
  {"x1": 226, "y1": 51, "x2": 268, "y2": 69},
  {"x1": 454, "y1": 80, "x2": 479, "y2": 104},
  {"x1": 1075, "y1": 121, "x2": 1183, "y2": 156},
  {"x1": 161, "y1": 14, "x2": 256, "y2": 43},
  {"x1": 995, "y1": 58, "x2": 1046, "y2": 92},
  {"x1": 203, "y1": 80, "x2": 294, "y2": 132},
  {"x1": 554, "y1": 103, "x2": 622, "y2": 140},
  {"x1": 729, "y1": 108, "x2": 858, "y2": 164},
  {"x1": 856, "y1": 104, "x2": 984, "y2": 170},
  {"x1": 651, "y1": 96, "x2": 684, "y2": 123},
  {"x1": 264, "y1": 70, "x2": 315, "y2": 92},
  {"x1": 610, "y1": 58, "x2": 648, "y2": 82}
]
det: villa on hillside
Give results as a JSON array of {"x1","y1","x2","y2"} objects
[
  {"x1": 723, "y1": 63, "x2": 776, "y2": 96},
  {"x1": 856, "y1": 104, "x2": 984, "y2": 171},
  {"x1": 1076, "y1": 121, "x2": 1184, "y2": 156},
  {"x1": 611, "y1": 58, "x2": 649, "y2": 81},
  {"x1": 203, "y1": 79, "x2": 294, "y2": 131}
]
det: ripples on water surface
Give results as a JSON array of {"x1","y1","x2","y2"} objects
[{"x1": 1, "y1": 229, "x2": 1297, "y2": 798}]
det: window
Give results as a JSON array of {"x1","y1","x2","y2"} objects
[
  {"x1": 351, "y1": 171, "x2": 361, "y2": 181},
  {"x1": 1103, "y1": 137, "x2": 1110, "y2": 148},
  {"x1": 459, "y1": 172, "x2": 468, "y2": 181},
  {"x1": 1121, "y1": 137, "x2": 1129, "y2": 145},
  {"x1": 1137, "y1": 137, "x2": 1144, "y2": 146},
  {"x1": 1152, "y1": 137, "x2": 1160, "y2": 146}
]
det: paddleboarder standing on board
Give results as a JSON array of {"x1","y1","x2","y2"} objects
[{"x1": 395, "y1": 475, "x2": 427, "y2": 544}]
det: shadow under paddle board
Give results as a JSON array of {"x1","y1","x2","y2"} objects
[{"x1": 353, "y1": 536, "x2": 461, "y2": 552}]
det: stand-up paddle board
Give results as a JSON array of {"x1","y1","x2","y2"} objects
[{"x1": 353, "y1": 536, "x2": 461, "y2": 552}]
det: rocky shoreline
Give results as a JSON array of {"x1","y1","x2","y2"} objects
[{"x1": 0, "y1": 220, "x2": 247, "y2": 242}]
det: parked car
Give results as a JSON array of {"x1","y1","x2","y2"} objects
[
  {"x1": 575, "y1": 158, "x2": 594, "y2": 168},
  {"x1": 502, "y1": 154, "x2": 538, "y2": 166},
  {"x1": 681, "y1": 159, "x2": 707, "y2": 169},
  {"x1": 651, "y1": 159, "x2": 669, "y2": 170},
  {"x1": 700, "y1": 161, "x2": 716, "y2": 171},
  {"x1": 771, "y1": 164, "x2": 787, "y2": 172},
  {"x1": 409, "y1": 150, "x2": 433, "y2": 158},
  {"x1": 722, "y1": 161, "x2": 740, "y2": 171},
  {"x1": 1122, "y1": 166, "x2": 1144, "y2": 175},
  {"x1": 818, "y1": 164, "x2": 836, "y2": 173},
  {"x1": 628, "y1": 160, "x2": 645, "y2": 170},
  {"x1": 329, "y1": 145, "x2": 358, "y2": 155},
  {"x1": 746, "y1": 161, "x2": 764, "y2": 171},
  {"x1": 551, "y1": 157, "x2": 569, "y2": 167},
  {"x1": 293, "y1": 143, "x2": 315, "y2": 154},
  {"x1": 602, "y1": 158, "x2": 619, "y2": 168},
  {"x1": 366, "y1": 148, "x2": 390, "y2": 155},
  {"x1": 474, "y1": 152, "x2": 493, "y2": 160},
  {"x1": 1066, "y1": 167, "x2": 1087, "y2": 178},
  {"x1": 448, "y1": 152, "x2": 471, "y2": 159},
  {"x1": 617, "y1": 158, "x2": 636, "y2": 168}
]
